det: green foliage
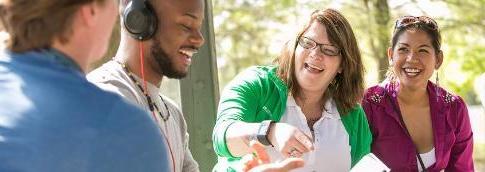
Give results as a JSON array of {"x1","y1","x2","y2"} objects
[
  {"x1": 214, "y1": 0, "x2": 485, "y2": 103},
  {"x1": 214, "y1": 0, "x2": 302, "y2": 87},
  {"x1": 438, "y1": 0, "x2": 485, "y2": 104}
]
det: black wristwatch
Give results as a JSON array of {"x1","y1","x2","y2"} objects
[{"x1": 256, "y1": 120, "x2": 275, "y2": 146}]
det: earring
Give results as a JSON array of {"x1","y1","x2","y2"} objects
[
  {"x1": 435, "y1": 70, "x2": 441, "y2": 101},
  {"x1": 435, "y1": 70, "x2": 440, "y2": 87}
]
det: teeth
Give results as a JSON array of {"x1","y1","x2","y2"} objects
[
  {"x1": 404, "y1": 68, "x2": 421, "y2": 73},
  {"x1": 306, "y1": 63, "x2": 323, "y2": 71},
  {"x1": 179, "y1": 49, "x2": 197, "y2": 57}
]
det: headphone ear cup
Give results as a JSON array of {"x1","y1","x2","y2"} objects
[{"x1": 122, "y1": 0, "x2": 157, "y2": 40}]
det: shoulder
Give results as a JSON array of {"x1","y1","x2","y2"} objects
[
  {"x1": 363, "y1": 83, "x2": 388, "y2": 105},
  {"x1": 223, "y1": 65, "x2": 276, "y2": 91},
  {"x1": 232, "y1": 66, "x2": 275, "y2": 83},
  {"x1": 87, "y1": 60, "x2": 139, "y2": 100},
  {"x1": 429, "y1": 82, "x2": 463, "y2": 106},
  {"x1": 87, "y1": 60, "x2": 125, "y2": 84},
  {"x1": 341, "y1": 103, "x2": 366, "y2": 120}
]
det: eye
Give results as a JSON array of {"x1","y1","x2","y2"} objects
[
  {"x1": 322, "y1": 47, "x2": 339, "y2": 56},
  {"x1": 418, "y1": 49, "x2": 429, "y2": 53},
  {"x1": 398, "y1": 47, "x2": 409, "y2": 52},
  {"x1": 180, "y1": 24, "x2": 191, "y2": 32},
  {"x1": 299, "y1": 37, "x2": 316, "y2": 49}
]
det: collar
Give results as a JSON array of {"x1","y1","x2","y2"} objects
[
  {"x1": 112, "y1": 60, "x2": 161, "y2": 95},
  {"x1": 287, "y1": 95, "x2": 341, "y2": 119},
  {"x1": 42, "y1": 48, "x2": 83, "y2": 73}
]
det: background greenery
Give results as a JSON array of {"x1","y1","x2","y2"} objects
[
  {"x1": 214, "y1": 0, "x2": 485, "y2": 105},
  {"x1": 213, "y1": 0, "x2": 485, "y2": 170},
  {"x1": 92, "y1": 0, "x2": 484, "y2": 169}
]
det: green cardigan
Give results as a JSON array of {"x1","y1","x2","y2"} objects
[{"x1": 212, "y1": 66, "x2": 372, "y2": 171}]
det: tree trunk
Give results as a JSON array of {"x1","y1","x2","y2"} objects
[{"x1": 364, "y1": 0, "x2": 391, "y2": 81}]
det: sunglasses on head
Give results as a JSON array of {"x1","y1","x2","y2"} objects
[{"x1": 394, "y1": 16, "x2": 438, "y2": 31}]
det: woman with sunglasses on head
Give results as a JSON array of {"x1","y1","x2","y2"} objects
[
  {"x1": 362, "y1": 16, "x2": 474, "y2": 171},
  {"x1": 212, "y1": 9, "x2": 372, "y2": 171}
]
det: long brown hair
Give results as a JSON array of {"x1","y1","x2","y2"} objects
[
  {"x1": 0, "y1": 0, "x2": 108, "y2": 52},
  {"x1": 274, "y1": 9, "x2": 364, "y2": 114}
]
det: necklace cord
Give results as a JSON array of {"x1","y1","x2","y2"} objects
[{"x1": 138, "y1": 42, "x2": 176, "y2": 172}]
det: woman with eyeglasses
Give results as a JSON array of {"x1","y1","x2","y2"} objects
[
  {"x1": 212, "y1": 9, "x2": 372, "y2": 171},
  {"x1": 362, "y1": 16, "x2": 474, "y2": 171}
]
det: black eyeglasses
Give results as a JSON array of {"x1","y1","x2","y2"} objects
[
  {"x1": 394, "y1": 16, "x2": 438, "y2": 31},
  {"x1": 298, "y1": 36, "x2": 340, "y2": 56}
]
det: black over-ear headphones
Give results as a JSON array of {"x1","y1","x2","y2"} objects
[{"x1": 122, "y1": 0, "x2": 157, "y2": 40}]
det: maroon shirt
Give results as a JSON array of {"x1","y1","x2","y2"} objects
[{"x1": 362, "y1": 81, "x2": 474, "y2": 172}]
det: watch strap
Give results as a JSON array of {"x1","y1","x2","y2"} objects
[{"x1": 256, "y1": 120, "x2": 274, "y2": 146}]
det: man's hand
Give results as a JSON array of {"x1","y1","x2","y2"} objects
[{"x1": 242, "y1": 140, "x2": 304, "y2": 172}]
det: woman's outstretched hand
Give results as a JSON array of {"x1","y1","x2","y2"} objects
[{"x1": 242, "y1": 140, "x2": 305, "y2": 172}]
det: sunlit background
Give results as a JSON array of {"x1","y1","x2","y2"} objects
[
  {"x1": 212, "y1": 0, "x2": 485, "y2": 170},
  {"x1": 1, "y1": 0, "x2": 483, "y2": 170}
]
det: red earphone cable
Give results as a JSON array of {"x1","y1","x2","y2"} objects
[{"x1": 139, "y1": 41, "x2": 176, "y2": 172}]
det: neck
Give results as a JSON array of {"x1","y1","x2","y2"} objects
[
  {"x1": 52, "y1": 40, "x2": 88, "y2": 73},
  {"x1": 295, "y1": 89, "x2": 325, "y2": 109},
  {"x1": 116, "y1": 35, "x2": 163, "y2": 86},
  {"x1": 397, "y1": 84, "x2": 428, "y2": 105}
]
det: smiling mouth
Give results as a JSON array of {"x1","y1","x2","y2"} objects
[
  {"x1": 179, "y1": 49, "x2": 198, "y2": 58},
  {"x1": 304, "y1": 63, "x2": 324, "y2": 73},
  {"x1": 403, "y1": 67, "x2": 421, "y2": 76}
]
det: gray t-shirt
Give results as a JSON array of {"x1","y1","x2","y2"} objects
[{"x1": 87, "y1": 59, "x2": 199, "y2": 172}]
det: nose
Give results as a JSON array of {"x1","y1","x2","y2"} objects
[
  {"x1": 189, "y1": 30, "x2": 205, "y2": 48},
  {"x1": 309, "y1": 47, "x2": 324, "y2": 61},
  {"x1": 406, "y1": 51, "x2": 418, "y2": 63}
]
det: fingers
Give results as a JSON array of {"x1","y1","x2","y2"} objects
[
  {"x1": 277, "y1": 158, "x2": 305, "y2": 171},
  {"x1": 250, "y1": 140, "x2": 270, "y2": 164},
  {"x1": 294, "y1": 131, "x2": 314, "y2": 151},
  {"x1": 243, "y1": 140, "x2": 272, "y2": 172},
  {"x1": 282, "y1": 131, "x2": 313, "y2": 158},
  {"x1": 241, "y1": 154, "x2": 258, "y2": 172},
  {"x1": 248, "y1": 158, "x2": 305, "y2": 172},
  {"x1": 285, "y1": 143, "x2": 306, "y2": 158},
  {"x1": 287, "y1": 147, "x2": 302, "y2": 158}
]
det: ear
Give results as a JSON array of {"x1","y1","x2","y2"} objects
[
  {"x1": 387, "y1": 47, "x2": 394, "y2": 65},
  {"x1": 78, "y1": 2, "x2": 97, "y2": 27},
  {"x1": 435, "y1": 50, "x2": 444, "y2": 69}
]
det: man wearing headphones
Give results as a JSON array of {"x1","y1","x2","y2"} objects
[
  {"x1": 88, "y1": 0, "x2": 203, "y2": 171},
  {"x1": 0, "y1": 0, "x2": 169, "y2": 171}
]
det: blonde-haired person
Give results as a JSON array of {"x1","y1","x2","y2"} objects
[
  {"x1": 362, "y1": 16, "x2": 474, "y2": 171},
  {"x1": 212, "y1": 9, "x2": 371, "y2": 171}
]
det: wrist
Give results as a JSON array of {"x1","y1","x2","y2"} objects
[{"x1": 256, "y1": 120, "x2": 275, "y2": 146}]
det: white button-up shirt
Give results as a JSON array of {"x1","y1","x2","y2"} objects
[{"x1": 265, "y1": 96, "x2": 351, "y2": 172}]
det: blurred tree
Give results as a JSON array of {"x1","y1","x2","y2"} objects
[
  {"x1": 215, "y1": 0, "x2": 484, "y2": 103},
  {"x1": 363, "y1": 0, "x2": 391, "y2": 81},
  {"x1": 214, "y1": 0, "x2": 298, "y2": 87},
  {"x1": 437, "y1": 0, "x2": 485, "y2": 104}
]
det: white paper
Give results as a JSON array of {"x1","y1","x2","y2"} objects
[{"x1": 350, "y1": 153, "x2": 390, "y2": 172}]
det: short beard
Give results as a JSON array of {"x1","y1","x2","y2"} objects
[{"x1": 150, "y1": 38, "x2": 187, "y2": 79}]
